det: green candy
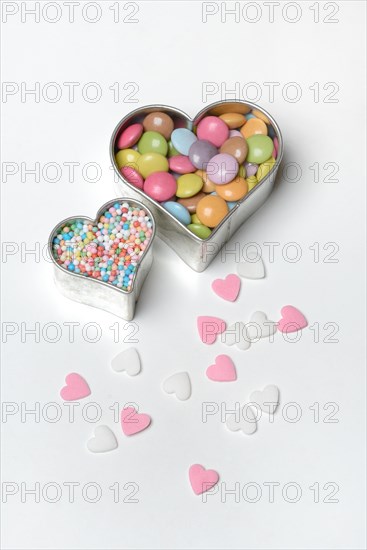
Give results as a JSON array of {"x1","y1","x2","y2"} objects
[
  {"x1": 246, "y1": 135, "x2": 274, "y2": 164},
  {"x1": 168, "y1": 140, "x2": 180, "y2": 157},
  {"x1": 188, "y1": 223, "x2": 212, "y2": 239},
  {"x1": 138, "y1": 131, "x2": 168, "y2": 156}
]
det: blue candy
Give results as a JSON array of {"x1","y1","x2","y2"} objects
[
  {"x1": 162, "y1": 201, "x2": 191, "y2": 225},
  {"x1": 171, "y1": 128, "x2": 197, "y2": 156}
]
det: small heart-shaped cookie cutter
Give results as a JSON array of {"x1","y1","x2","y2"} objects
[
  {"x1": 110, "y1": 100, "x2": 283, "y2": 272},
  {"x1": 48, "y1": 198, "x2": 155, "y2": 320}
]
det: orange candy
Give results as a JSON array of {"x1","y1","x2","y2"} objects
[
  {"x1": 251, "y1": 108, "x2": 271, "y2": 124},
  {"x1": 219, "y1": 112, "x2": 246, "y2": 129},
  {"x1": 195, "y1": 170, "x2": 216, "y2": 193},
  {"x1": 215, "y1": 177, "x2": 248, "y2": 202},
  {"x1": 240, "y1": 118, "x2": 268, "y2": 139},
  {"x1": 196, "y1": 195, "x2": 229, "y2": 228}
]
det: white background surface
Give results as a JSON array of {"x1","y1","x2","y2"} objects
[{"x1": 1, "y1": 1, "x2": 366, "y2": 549}]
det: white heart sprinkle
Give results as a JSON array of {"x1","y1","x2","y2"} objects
[
  {"x1": 111, "y1": 348, "x2": 141, "y2": 376},
  {"x1": 246, "y1": 311, "x2": 277, "y2": 341},
  {"x1": 87, "y1": 425, "x2": 118, "y2": 453},
  {"x1": 162, "y1": 372, "x2": 191, "y2": 401},
  {"x1": 226, "y1": 404, "x2": 257, "y2": 435},
  {"x1": 250, "y1": 385, "x2": 280, "y2": 414},
  {"x1": 237, "y1": 258, "x2": 265, "y2": 279},
  {"x1": 222, "y1": 321, "x2": 251, "y2": 351}
]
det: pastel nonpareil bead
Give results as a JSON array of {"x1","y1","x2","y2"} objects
[
  {"x1": 162, "y1": 201, "x2": 191, "y2": 225},
  {"x1": 246, "y1": 135, "x2": 274, "y2": 164},
  {"x1": 219, "y1": 112, "x2": 246, "y2": 129},
  {"x1": 171, "y1": 128, "x2": 197, "y2": 155},
  {"x1": 215, "y1": 176, "x2": 248, "y2": 202},
  {"x1": 220, "y1": 137, "x2": 248, "y2": 164},
  {"x1": 144, "y1": 171, "x2": 176, "y2": 202},
  {"x1": 138, "y1": 131, "x2": 168, "y2": 156},
  {"x1": 206, "y1": 153, "x2": 239, "y2": 185},
  {"x1": 196, "y1": 195, "x2": 229, "y2": 228},
  {"x1": 115, "y1": 148, "x2": 140, "y2": 169},
  {"x1": 137, "y1": 152, "x2": 169, "y2": 178},
  {"x1": 143, "y1": 111, "x2": 174, "y2": 139},
  {"x1": 176, "y1": 174, "x2": 203, "y2": 198},
  {"x1": 117, "y1": 123, "x2": 143, "y2": 149},
  {"x1": 195, "y1": 170, "x2": 216, "y2": 193},
  {"x1": 197, "y1": 116, "x2": 229, "y2": 147},
  {"x1": 188, "y1": 224, "x2": 212, "y2": 239},
  {"x1": 120, "y1": 166, "x2": 144, "y2": 189},
  {"x1": 169, "y1": 155, "x2": 196, "y2": 174},
  {"x1": 257, "y1": 157, "x2": 276, "y2": 181},
  {"x1": 244, "y1": 162, "x2": 258, "y2": 177},
  {"x1": 246, "y1": 176, "x2": 258, "y2": 191},
  {"x1": 240, "y1": 118, "x2": 268, "y2": 139},
  {"x1": 188, "y1": 140, "x2": 218, "y2": 170},
  {"x1": 177, "y1": 192, "x2": 206, "y2": 214}
]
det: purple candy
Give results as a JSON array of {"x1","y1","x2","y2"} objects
[
  {"x1": 229, "y1": 130, "x2": 242, "y2": 138},
  {"x1": 206, "y1": 153, "x2": 239, "y2": 185},
  {"x1": 244, "y1": 162, "x2": 259, "y2": 177},
  {"x1": 188, "y1": 139, "x2": 218, "y2": 170}
]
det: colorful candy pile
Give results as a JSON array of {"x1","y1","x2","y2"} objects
[
  {"x1": 52, "y1": 202, "x2": 153, "y2": 291},
  {"x1": 115, "y1": 109, "x2": 279, "y2": 239}
]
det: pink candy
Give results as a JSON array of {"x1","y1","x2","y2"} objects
[
  {"x1": 144, "y1": 171, "x2": 177, "y2": 202},
  {"x1": 120, "y1": 166, "x2": 144, "y2": 189},
  {"x1": 197, "y1": 116, "x2": 229, "y2": 147},
  {"x1": 169, "y1": 155, "x2": 196, "y2": 174},
  {"x1": 117, "y1": 123, "x2": 143, "y2": 149}
]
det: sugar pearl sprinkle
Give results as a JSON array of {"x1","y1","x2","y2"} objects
[{"x1": 52, "y1": 202, "x2": 153, "y2": 291}]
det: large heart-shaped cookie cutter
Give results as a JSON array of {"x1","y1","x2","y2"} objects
[
  {"x1": 48, "y1": 198, "x2": 155, "y2": 320},
  {"x1": 110, "y1": 100, "x2": 283, "y2": 272}
]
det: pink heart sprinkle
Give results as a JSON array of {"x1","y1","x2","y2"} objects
[
  {"x1": 189, "y1": 464, "x2": 220, "y2": 495},
  {"x1": 197, "y1": 316, "x2": 227, "y2": 345},
  {"x1": 211, "y1": 274, "x2": 241, "y2": 302},
  {"x1": 121, "y1": 406, "x2": 151, "y2": 436},
  {"x1": 60, "y1": 373, "x2": 91, "y2": 401},
  {"x1": 206, "y1": 355, "x2": 237, "y2": 382},
  {"x1": 277, "y1": 305, "x2": 308, "y2": 333}
]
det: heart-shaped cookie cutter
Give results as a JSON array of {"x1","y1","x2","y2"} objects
[
  {"x1": 48, "y1": 198, "x2": 155, "y2": 320},
  {"x1": 110, "y1": 100, "x2": 283, "y2": 272}
]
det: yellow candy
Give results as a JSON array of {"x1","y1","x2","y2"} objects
[
  {"x1": 238, "y1": 165, "x2": 246, "y2": 178},
  {"x1": 115, "y1": 148, "x2": 140, "y2": 169},
  {"x1": 137, "y1": 152, "x2": 168, "y2": 178},
  {"x1": 191, "y1": 213, "x2": 202, "y2": 224},
  {"x1": 257, "y1": 157, "x2": 276, "y2": 181},
  {"x1": 176, "y1": 174, "x2": 203, "y2": 199},
  {"x1": 246, "y1": 176, "x2": 258, "y2": 191}
]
